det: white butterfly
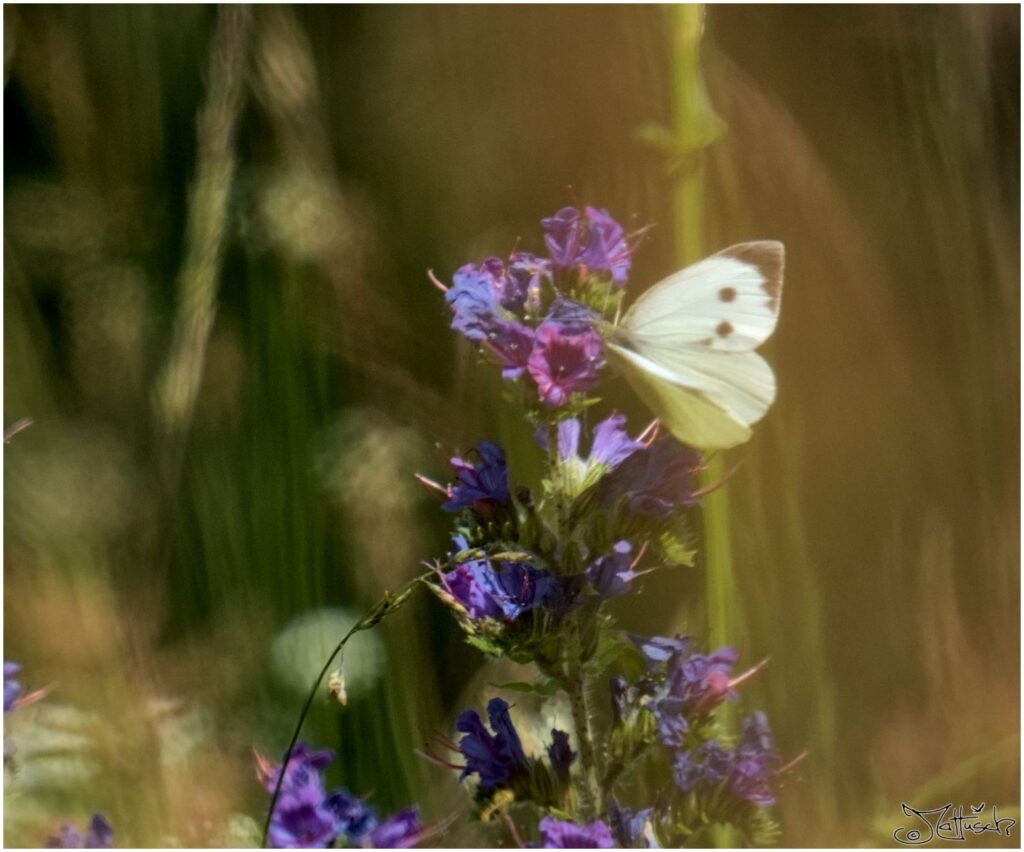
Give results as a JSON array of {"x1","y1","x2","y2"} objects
[{"x1": 606, "y1": 241, "x2": 785, "y2": 450}]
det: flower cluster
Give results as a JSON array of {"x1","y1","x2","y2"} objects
[
  {"x1": 259, "y1": 742, "x2": 424, "y2": 849},
  {"x1": 45, "y1": 814, "x2": 114, "y2": 849},
  {"x1": 444, "y1": 207, "x2": 641, "y2": 408},
  {"x1": 426, "y1": 696, "x2": 575, "y2": 813},
  {"x1": 603, "y1": 635, "x2": 787, "y2": 845}
]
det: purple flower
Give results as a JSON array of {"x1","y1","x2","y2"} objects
[
  {"x1": 541, "y1": 207, "x2": 585, "y2": 268},
  {"x1": 585, "y1": 541, "x2": 639, "y2": 598},
  {"x1": 598, "y1": 437, "x2": 702, "y2": 517},
  {"x1": 548, "y1": 414, "x2": 643, "y2": 499},
  {"x1": 487, "y1": 320, "x2": 536, "y2": 380},
  {"x1": 369, "y1": 808, "x2": 425, "y2": 848},
  {"x1": 259, "y1": 742, "x2": 335, "y2": 794},
  {"x1": 537, "y1": 816, "x2": 615, "y2": 848},
  {"x1": 506, "y1": 252, "x2": 551, "y2": 314},
  {"x1": 442, "y1": 441, "x2": 510, "y2": 513},
  {"x1": 607, "y1": 800, "x2": 657, "y2": 848},
  {"x1": 269, "y1": 780, "x2": 342, "y2": 849},
  {"x1": 5, "y1": 661, "x2": 23, "y2": 713},
  {"x1": 541, "y1": 206, "x2": 634, "y2": 286},
  {"x1": 631, "y1": 634, "x2": 691, "y2": 668},
  {"x1": 446, "y1": 263, "x2": 502, "y2": 341},
  {"x1": 455, "y1": 698, "x2": 528, "y2": 791},
  {"x1": 46, "y1": 814, "x2": 114, "y2": 849},
  {"x1": 578, "y1": 207, "x2": 632, "y2": 286},
  {"x1": 673, "y1": 740, "x2": 733, "y2": 793},
  {"x1": 442, "y1": 537, "x2": 565, "y2": 622},
  {"x1": 546, "y1": 729, "x2": 575, "y2": 781},
  {"x1": 544, "y1": 296, "x2": 600, "y2": 333},
  {"x1": 527, "y1": 323, "x2": 603, "y2": 407},
  {"x1": 729, "y1": 712, "x2": 779, "y2": 806},
  {"x1": 650, "y1": 646, "x2": 738, "y2": 747},
  {"x1": 323, "y1": 791, "x2": 378, "y2": 844}
]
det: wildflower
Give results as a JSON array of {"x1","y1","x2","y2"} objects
[
  {"x1": 546, "y1": 729, "x2": 575, "y2": 781},
  {"x1": 544, "y1": 295, "x2": 600, "y2": 333},
  {"x1": 455, "y1": 698, "x2": 529, "y2": 792},
  {"x1": 598, "y1": 437, "x2": 702, "y2": 517},
  {"x1": 46, "y1": 814, "x2": 114, "y2": 848},
  {"x1": 578, "y1": 207, "x2": 632, "y2": 286},
  {"x1": 650, "y1": 646, "x2": 739, "y2": 747},
  {"x1": 486, "y1": 320, "x2": 536, "y2": 380},
  {"x1": 4, "y1": 661, "x2": 23, "y2": 712},
  {"x1": 672, "y1": 740, "x2": 733, "y2": 792},
  {"x1": 506, "y1": 252, "x2": 551, "y2": 315},
  {"x1": 607, "y1": 800, "x2": 658, "y2": 848},
  {"x1": 631, "y1": 634, "x2": 690, "y2": 668},
  {"x1": 550, "y1": 413, "x2": 643, "y2": 497},
  {"x1": 446, "y1": 263, "x2": 501, "y2": 341},
  {"x1": 442, "y1": 442, "x2": 510, "y2": 513},
  {"x1": 323, "y1": 791, "x2": 378, "y2": 844},
  {"x1": 728, "y1": 712, "x2": 779, "y2": 806},
  {"x1": 585, "y1": 541, "x2": 639, "y2": 598},
  {"x1": 259, "y1": 742, "x2": 335, "y2": 794},
  {"x1": 442, "y1": 537, "x2": 564, "y2": 622},
  {"x1": 537, "y1": 816, "x2": 614, "y2": 848},
  {"x1": 541, "y1": 206, "x2": 634, "y2": 286},
  {"x1": 527, "y1": 322, "x2": 603, "y2": 408},
  {"x1": 368, "y1": 808, "x2": 425, "y2": 848}
]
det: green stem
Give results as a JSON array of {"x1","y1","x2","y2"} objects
[
  {"x1": 261, "y1": 575, "x2": 426, "y2": 848},
  {"x1": 564, "y1": 621, "x2": 598, "y2": 820}
]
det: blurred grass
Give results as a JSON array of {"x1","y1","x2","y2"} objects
[{"x1": 3, "y1": 4, "x2": 1019, "y2": 847}]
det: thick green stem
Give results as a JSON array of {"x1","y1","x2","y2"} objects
[{"x1": 564, "y1": 620, "x2": 598, "y2": 820}]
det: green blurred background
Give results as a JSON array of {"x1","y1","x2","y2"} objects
[{"x1": 3, "y1": 5, "x2": 1019, "y2": 847}]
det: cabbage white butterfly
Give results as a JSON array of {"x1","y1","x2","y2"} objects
[{"x1": 606, "y1": 241, "x2": 785, "y2": 450}]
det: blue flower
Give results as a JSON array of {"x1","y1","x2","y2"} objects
[
  {"x1": 598, "y1": 437, "x2": 702, "y2": 517},
  {"x1": 544, "y1": 295, "x2": 600, "y2": 333},
  {"x1": 527, "y1": 322, "x2": 604, "y2": 408},
  {"x1": 442, "y1": 441, "x2": 510, "y2": 513},
  {"x1": 446, "y1": 263, "x2": 501, "y2": 341},
  {"x1": 729, "y1": 712, "x2": 779, "y2": 806},
  {"x1": 673, "y1": 740, "x2": 733, "y2": 792},
  {"x1": 537, "y1": 816, "x2": 614, "y2": 848},
  {"x1": 369, "y1": 808, "x2": 425, "y2": 848},
  {"x1": 630, "y1": 634, "x2": 690, "y2": 668},
  {"x1": 455, "y1": 698, "x2": 528, "y2": 792},
  {"x1": 546, "y1": 729, "x2": 575, "y2": 781},
  {"x1": 585, "y1": 541, "x2": 639, "y2": 598},
  {"x1": 550, "y1": 414, "x2": 643, "y2": 498},
  {"x1": 442, "y1": 537, "x2": 565, "y2": 622},
  {"x1": 5, "y1": 661, "x2": 23, "y2": 713},
  {"x1": 607, "y1": 800, "x2": 658, "y2": 848},
  {"x1": 46, "y1": 814, "x2": 114, "y2": 848}
]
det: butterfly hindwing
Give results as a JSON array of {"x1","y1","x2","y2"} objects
[
  {"x1": 607, "y1": 343, "x2": 755, "y2": 449},
  {"x1": 621, "y1": 241, "x2": 784, "y2": 352}
]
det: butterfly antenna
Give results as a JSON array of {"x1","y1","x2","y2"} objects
[{"x1": 427, "y1": 269, "x2": 448, "y2": 293}]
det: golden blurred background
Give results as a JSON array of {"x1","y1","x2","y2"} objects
[{"x1": 3, "y1": 5, "x2": 1019, "y2": 847}]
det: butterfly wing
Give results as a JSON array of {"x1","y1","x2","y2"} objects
[
  {"x1": 610, "y1": 241, "x2": 784, "y2": 449},
  {"x1": 622, "y1": 241, "x2": 784, "y2": 352},
  {"x1": 607, "y1": 343, "x2": 755, "y2": 449}
]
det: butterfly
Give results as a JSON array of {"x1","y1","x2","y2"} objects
[{"x1": 605, "y1": 241, "x2": 785, "y2": 450}]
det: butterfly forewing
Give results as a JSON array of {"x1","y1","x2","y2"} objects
[{"x1": 621, "y1": 241, "x2": 784, "y2": 353}]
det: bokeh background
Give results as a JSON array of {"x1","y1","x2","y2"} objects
[{"x1": 3, "y1": 5, "x2": 1019, "y2": 847}]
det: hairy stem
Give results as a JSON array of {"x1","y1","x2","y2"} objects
[{"x1": 564, "y1": 628, "x2": 598, "y2": 821}]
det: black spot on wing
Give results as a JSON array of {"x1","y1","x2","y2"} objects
[
  {"x1": 719, "y1": 286, "x2": 737, "y2": 302},
  {"x1": 716, "y1": 320, "x2": 733, "y2": 337},
  {"x1": 715, "y1": 240, "x2": 785, "y2": 313}
]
